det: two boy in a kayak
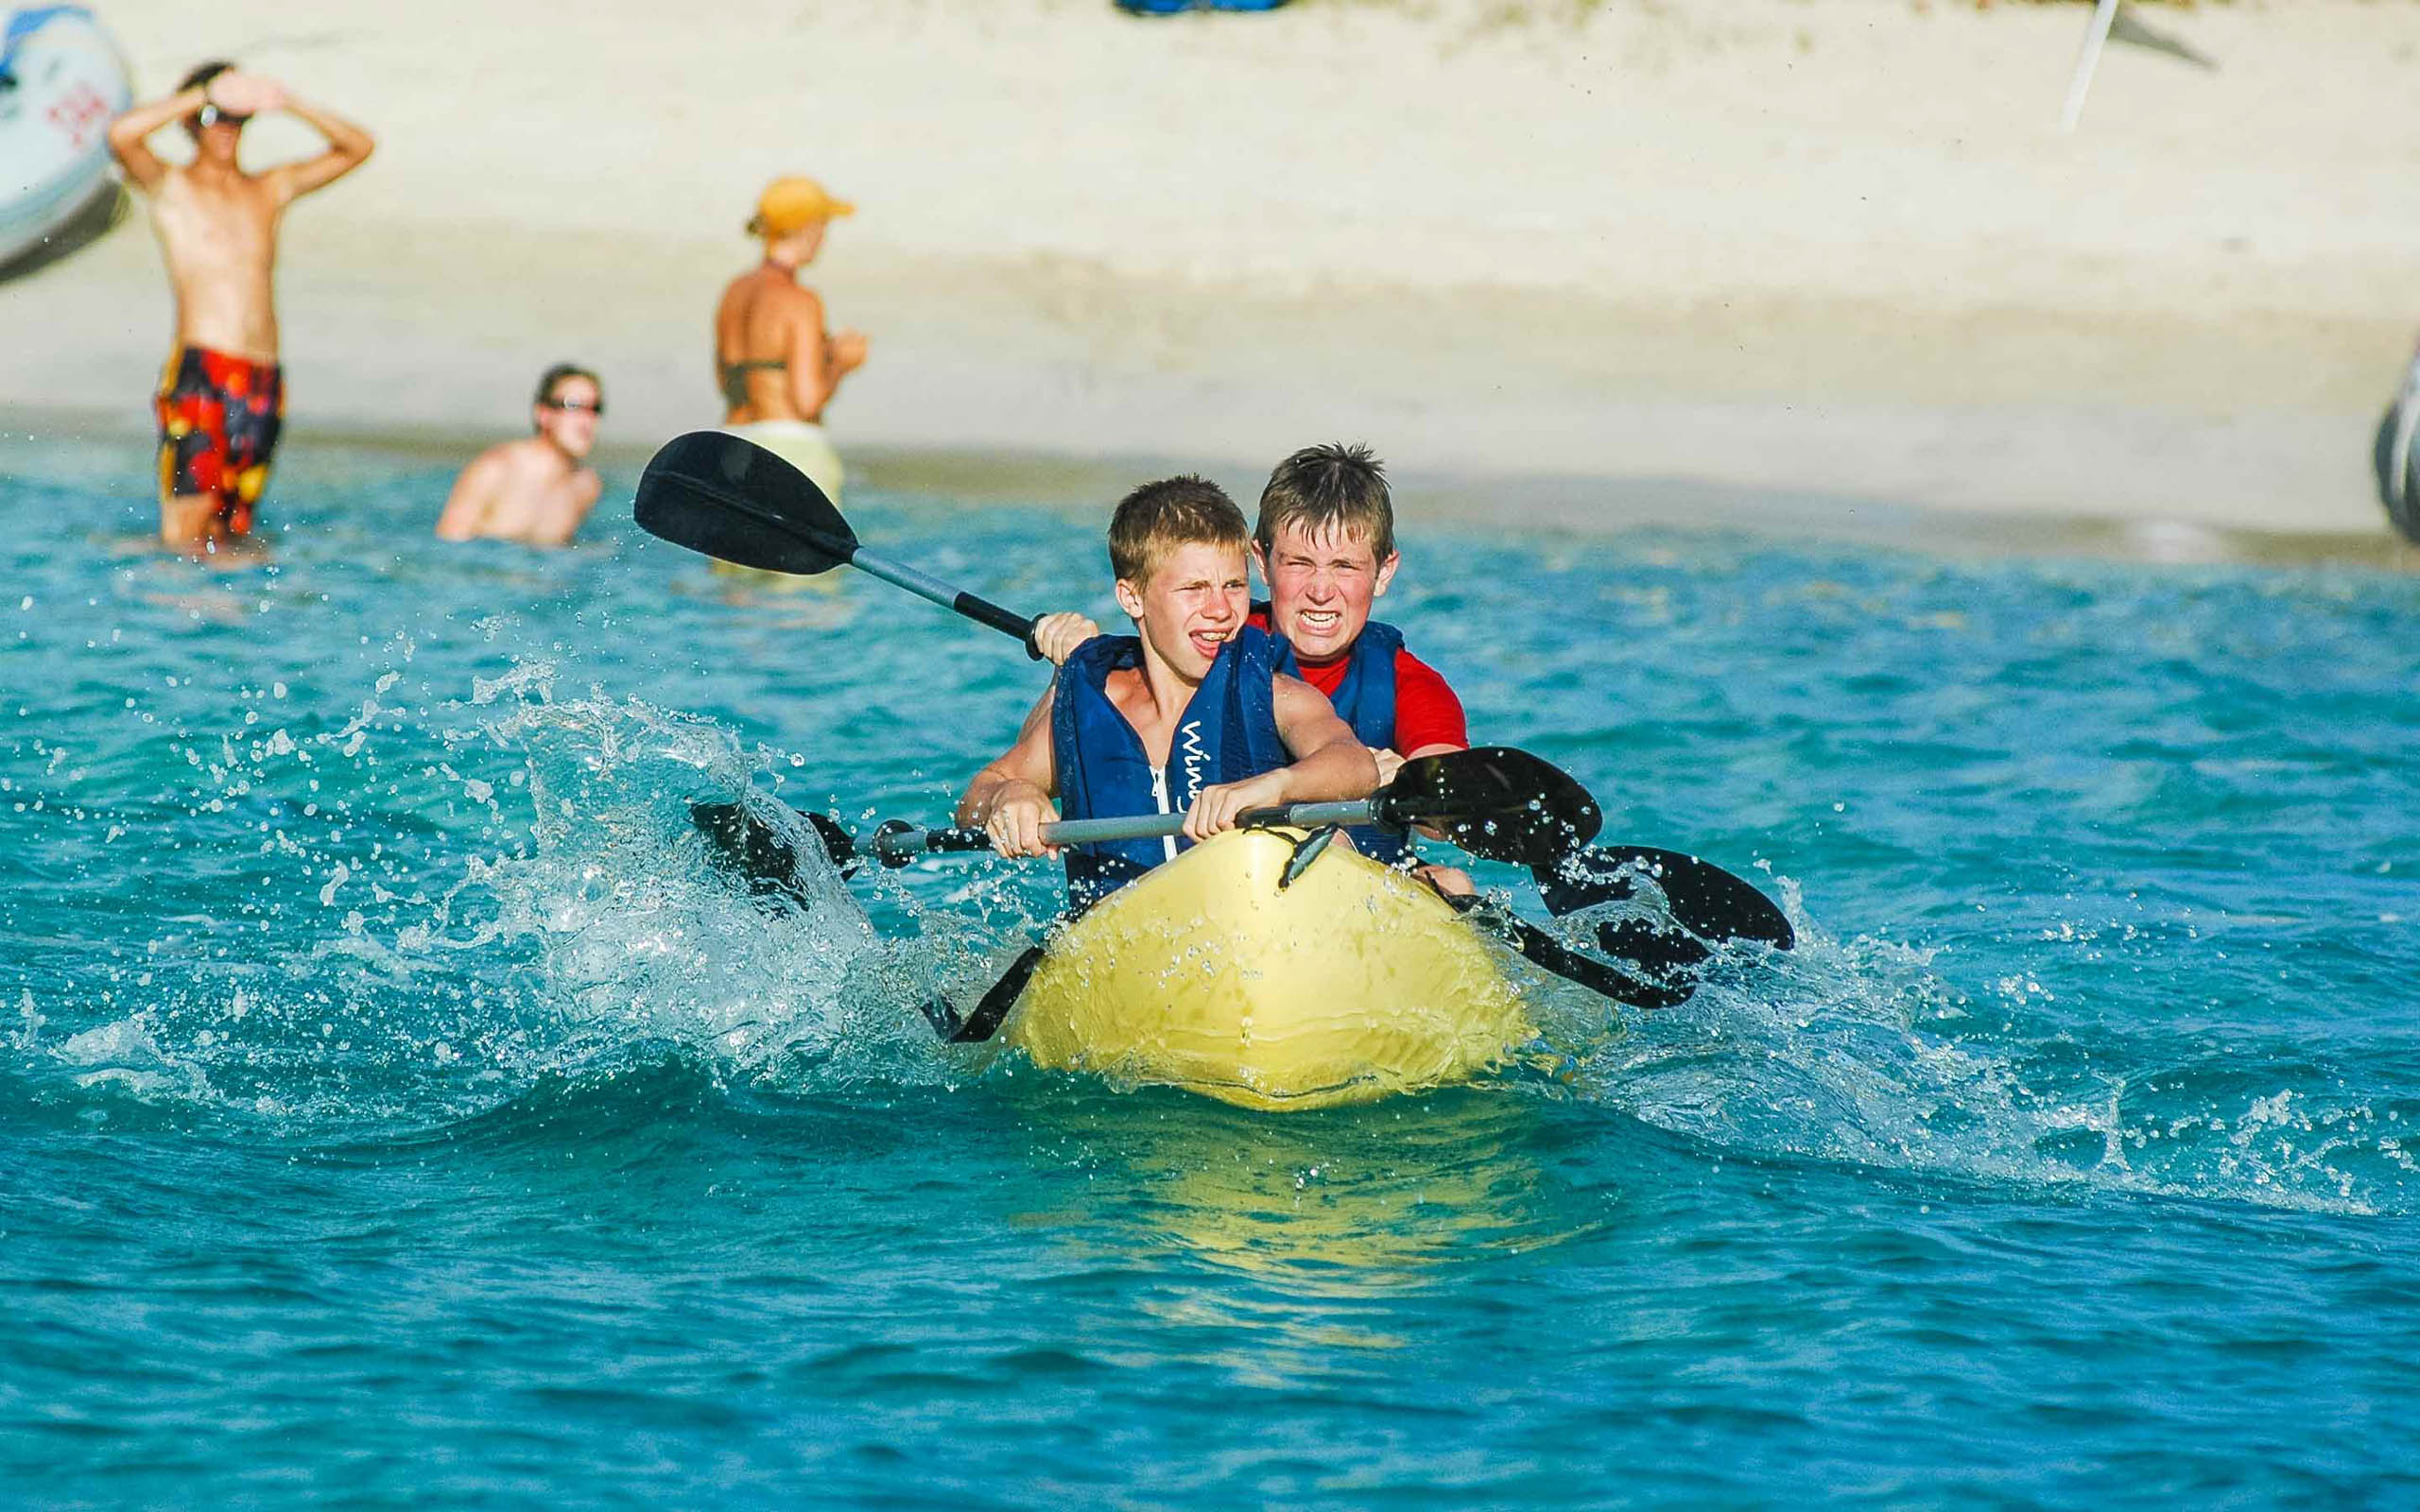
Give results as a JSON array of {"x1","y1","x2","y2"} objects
[
  {"x1": 959, "y1": 445, "x2": 1473, "y2": 902},
  {"x1": 958, "y1": 476, "x2": 1374, "y2": 905}
]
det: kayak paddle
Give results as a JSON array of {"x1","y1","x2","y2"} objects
[
  {"x1": 695, "y1": 747, "x2": 1657, "y2": 1031},
  {"x1": 634, "y1": 429, "x2": 1045, "y2": 657},
  {"x1": 873, "y1": 746, "x2": 1599, "y2": 871},
  {"x1": 692, "y1": 744, "x2": 1596, "y2": 884}
]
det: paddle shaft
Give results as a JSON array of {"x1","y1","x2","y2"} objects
[
  {"x1": 849, "y1": 544, "x2": 1039, "y2": 652},
  {"x1": 638, "y1": 432, "x2": 1039, "y2": 650},
  {"x1": 872, "y1": 799, "x2": 1382, "y2": 865},
  {"x1": 868, "y1": 747, "x2": 1598, "y2": 870}
]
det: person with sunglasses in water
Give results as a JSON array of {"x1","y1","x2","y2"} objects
[
  {"x1": 1028, "y1": 443, "x2": 1479, "y2": 894},
  {"x1": 435, "y1": 365, "x2": 608, "y2": 547},
  {"x1": 107, "y1": 61, "x2": 374, "y2": 556}
]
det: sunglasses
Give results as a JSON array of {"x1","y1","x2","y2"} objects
[
  {"x1": 542, "y1": 397, "x2": 605, "y2": 417},
  {"x1": 195, "y1": 104, "x2": 252, "y2": 129}
]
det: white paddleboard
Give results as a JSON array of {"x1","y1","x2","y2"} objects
[{"x1": 0, "y1": 6, "x2": 132, "y2": 269}]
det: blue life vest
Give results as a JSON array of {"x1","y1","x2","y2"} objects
[
  {"x1": 1270, "y1": 615, "x2": 1413, "y2": 866},
  {"x1": 1050, "y1": 626, "x2": 1288, "y2": 908}
]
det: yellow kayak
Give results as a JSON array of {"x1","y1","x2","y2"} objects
[{"x1": 1006, "y1": 828, "x2": 1533, "y2": 1111}]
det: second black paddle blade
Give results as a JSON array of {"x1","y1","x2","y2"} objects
[
  {"x1": 1378, "y1": 746, "x2": 1603, "y2": 868},
  {"x1": 1521, "y1": 847, "x2": 1792, "y2": 1009},
  {"x1": 1537, "y1": 845, "x2": 1796, "y2": 954},
  {"x1": 634, "y1": 430, "x2": 858, "y2": 575}
]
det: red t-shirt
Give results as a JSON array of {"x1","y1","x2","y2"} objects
[{"x1": 1248, "y1": 610, "x2": 1469, "y2": 754}]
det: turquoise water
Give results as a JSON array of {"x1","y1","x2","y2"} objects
[{"x1": 6, "y1": 438, "x2": 2419, "y2": 1505}]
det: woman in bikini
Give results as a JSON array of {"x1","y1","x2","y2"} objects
[{"x1": 713, "y1": 175, "x2": 868, "y2": 507}]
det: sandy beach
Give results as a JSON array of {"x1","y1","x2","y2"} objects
[{"x1": 4, "y1": 0, "x2": 2415, "y2": 544}]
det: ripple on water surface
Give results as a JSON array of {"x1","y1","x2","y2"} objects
[{"x1": 4, "y1": 442, "x2": 2419, "y2": 1503}]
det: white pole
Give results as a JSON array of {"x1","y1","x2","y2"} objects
[{"x1": 2060, "y1": 0, "x2": 2123, "y2": 131}]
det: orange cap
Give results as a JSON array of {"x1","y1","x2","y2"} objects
[{"x1": 749, "y1": 176, "x2": 856, "y2": 237}]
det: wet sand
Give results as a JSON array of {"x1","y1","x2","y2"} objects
[{"x1": 3, "y1": 0, "x2": 2414, "y2": 548}]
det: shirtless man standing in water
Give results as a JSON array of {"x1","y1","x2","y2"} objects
[
  {"x1": 435, "y1": 365, "x2": 606, "y2": 547},
  {"x1": 713, "y1": 176, "x2": 867, "y2": 504},
  {"x1": 107, "y1": 62, "x2": 374, "y2": 554}
]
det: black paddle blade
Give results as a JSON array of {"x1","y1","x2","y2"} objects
[
  {"x1": 1536, "y1": 845, "x2": 1795, "y2": 976},
  {"x1": 692, "y1": 799, "x2": 858, "y2": 909},
  {"x1": 1376, "y1": 747, "x2": 1602, "y2": 868},
  {"x1": 634, "y1": 430, "x2": 858, "y2": 574}
]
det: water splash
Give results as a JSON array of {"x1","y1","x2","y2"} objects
[
  {"x1": 1582, "y1": 902, "x2": 2414, "y2": 1217},
  {"x1": 12, "y1": 662, "x2": 997, "y2": 1132},
  {"x1": 9, "y1": 650, "x2": 2413, "y2": 1223},
  {"x1": 467, "y1": 680, "x2": 957, "y2": 1088}
]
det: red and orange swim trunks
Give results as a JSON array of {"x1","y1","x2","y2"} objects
[{"x1": 155, "y1": 345, "x2": 285, "y2": 537}]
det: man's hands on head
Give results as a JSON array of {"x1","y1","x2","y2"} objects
[
  {"x1": 206, "y1": 71, "x2": 287, "y2": 116},
  {"x1": 1031, "y1": 611, "x2": 1101, "y2": 667}
]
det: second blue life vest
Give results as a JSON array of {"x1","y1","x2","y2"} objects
[
  {"x1": 1272, "y1": 616, "x2": 1411, "y2": 867},
  {"x1": 1050, "y1": 626, "x2": 1288, "y2": 908}
]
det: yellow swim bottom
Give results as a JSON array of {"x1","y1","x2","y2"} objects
[{"x1": 710, "y1": 421, "x2": 849, "y2": 588}]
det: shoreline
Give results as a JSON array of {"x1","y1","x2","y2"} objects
[
  {"x1": 3, "y1": 0, "x2": 2413, "y2": 550},
  {"x1": 15, "y1": 402, "x2": 2412, "y2": 574}
]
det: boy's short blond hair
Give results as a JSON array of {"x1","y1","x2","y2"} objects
[
  {"x1": 1109, "y1": 475, "x2": 1249, "y2": 586},
  {"x1": 1254, "y1": 442, "x2": 1394, "y2": 562}
]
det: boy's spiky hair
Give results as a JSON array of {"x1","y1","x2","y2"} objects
[
  {"x1": 1109, "y1": 475, "x2": 1248, "y2": 584},
  {"x1": 1254, "y1": 442, "x2": 1394, "y2": 562}
]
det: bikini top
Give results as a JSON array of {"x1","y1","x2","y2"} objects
[{"x1": 718, "y1": 358, "x2": 787, "y2": 408}]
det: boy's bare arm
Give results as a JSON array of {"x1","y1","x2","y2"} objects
[
  {"x1": 1270, "y1": 676, "x2": 1378, "y2": 801},
  {"x1": 958, "y1": 689, "x2": 1061, "y2": 857}
]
